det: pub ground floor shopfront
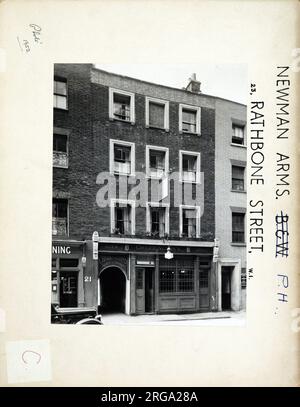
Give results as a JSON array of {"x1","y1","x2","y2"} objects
[
  {"x1": 51, "y1": 238, "x2": 244, "y2": 314},
  {"x1": 95, "y1": 238, "x2": 244, "y2": 315}
]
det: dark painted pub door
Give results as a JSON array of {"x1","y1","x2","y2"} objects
[
  {"x1": 199, "y1": 269, "x2": 210, "y2": 310},
  {"x1": 60, "y1": 271, "x2": 78, "y2": 307},
  {"x1": 136, "y1": 267, "x2": 154, "y2": 314},
  {"x1": 221, "y1": 267, "x2": 232, "y2": 310}
]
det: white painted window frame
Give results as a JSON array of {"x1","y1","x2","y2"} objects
[
  {"x1": 109, "y1": 87, "x2": 135, "y2": 124},
  {"x1": 145, "y1": 96, "x2": 169, "y2": 131},
  {"x1": 179, "y1": 204, "x2": 201, "y2": 238},
  {"x1": 145, "y1": 145, "x2": 169, "y2": 179},
  {"x1": 179, "y1": 150, "x2": 201, "y2": 184},
  {"x1": 110, "y1": 198, "x2": 136, "y2": 235},
  {"x1": 146, "y1": 202, "x2": 170, "y2": 236},
  {"x1": 179, "y1": 103, "x2": 201, "y2": 135},
  {"x1": 109, "y1": 139, "x2": 135, "y2": 176}
]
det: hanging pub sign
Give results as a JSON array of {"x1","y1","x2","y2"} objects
[{"x1": 92, "y1": 231, "x2": 99, "y2": 260}]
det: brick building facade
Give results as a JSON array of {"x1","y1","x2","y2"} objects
[{"x1": 51, "y1": 64, "x2": 247, "y2": 315}]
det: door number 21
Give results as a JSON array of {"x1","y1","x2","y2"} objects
[{"x1": 84, "y1": 276, "x2": 92, "y2": 283}]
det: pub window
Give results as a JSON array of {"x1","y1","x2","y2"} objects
[
  {"x1": 180, "y1": 150, "x2": 200, "y2": 183},
  {"x1": 179, "y1": 104, "x2": 201, "y2": 135},
  {"x1": 159, "y1": 258, "x2": 195, "y2": 293},
  {"x1": 54, "y1": 78, "x2": 67, "y2": 110},
  {"x1": 159, "y1": 266, "x2": 176, "y2": 293},
  {"x1": 59, "y1": 258, "x2": 79, "y2": 268},
  {"x1": 110, "y1": 139, "x2": 135, "y2": 176},
  {"x1": 232, "y1": 212, "x2": 245, "y2": 243},
  {"x1": 241, "y1": 268, "x2": 247, "y2": 288},
  {"x1": 146, "y1": 146, "x2": 169, "y2": 179},
  {"x1": 232, "y1": 124, "x2": 245, "y2": 145},
  {"x1": 178, "y1": 268, "x2": 194, "y2": 292},
  {"x1": 52, "y1": 198, "x2": 68, "y2": 236},
  {"x1": 109, "y1": 88, "x2": 135, "y2": 123},
  {"x1": 53, "y1": 134, "x2": 68, "y2": 168},
  {"x1": 232, "y1": 165, "x2": 245, "y2": 191},
  {"x1": 146, "y1": 97, "x2": 169, "y2": 130}
]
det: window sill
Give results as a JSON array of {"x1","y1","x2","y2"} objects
[
  {"x1": 53, "y1": 164, "x2": 69, "y2": 169},
  {"x1": 231, "y1": 242, "x2": 246, "y2": 247},
  {"x1": 110, "y1": 117, "x2": 135, "y2": 125},
  {"x1": 180, "y1": 130, "x2": 201, "y2": 136},
  {"x1": 54, "y1": 107, "x2": 68, "y2": 111},
  {"x1": 231, "y1": 143, "x2": 247, "y2": 148},
  {"x1": 146, "y1": 125, "x2": 169, "y2": 132},
  {"x1": 231, "y1": 189, "x2": 246, "y2": 194},
  {"x1": 179, "y1": 179, "x2": 200, "y2": 185},
  {"x1": 112, "y1": 171, "x2": 136, "y2": 177},
  {"x1": 146, "y1": 174, "x2": 168, "y2": 180}
]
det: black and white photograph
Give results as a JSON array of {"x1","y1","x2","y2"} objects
[
  {"x1": 51, "y1": 63, "x2": 247, "y2": 326},
  {"x1": 1, "y1": 0, "x2": 298, "y2": 390}
]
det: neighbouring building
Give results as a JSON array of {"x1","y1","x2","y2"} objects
[{"x1": 51, "y1": 64, "x2": 247, "y2": 316}]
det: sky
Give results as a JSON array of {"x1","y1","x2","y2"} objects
[{"x1": 95, "y1": 64, "x2": 248, "y2": 105}]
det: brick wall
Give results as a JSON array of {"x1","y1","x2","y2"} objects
[{"x1": 53, "y1": 64, "x2": 216, "y2": 242}]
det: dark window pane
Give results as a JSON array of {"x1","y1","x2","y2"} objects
[
  {"x1": 59, "y1": 258, "x2": 79, "y2": 268},
  {"x1": 149, "y1": 102, "x2": 164, "y2": 128},
  {"x1": 232, "y1": 166, "x2": 245, "y2": 191},
  {"x1": 159, "y1": 267, "x2": 175, "y2": 292},
  {"x1": 113, "y1": 93, "x2": 131, "y2": 121},
  {"x1": 199, "y1": 270, "x2": 209, "y2": 288},
  {"x1": 53, "y1": 134, "x2": 67, "y2": 152},
  {"x1": 232, "y1": 212, "x2": 245, "y2": 242},
  {"x1": 232, "y1": 125, "x2": 244, "y2": 144},
  {"x1": 178, "y1": 268, "x2": 194, "y2": 292},
  {"x1": 136, "y1": 268, "x2": 143, "y2": 289}
]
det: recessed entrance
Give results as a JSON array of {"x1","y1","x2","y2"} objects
[
  {"x1": 135, "y1": 267, "x2": 155, "y2": 314},
  {"x1": 100, "y1": 267, "x2": 126, "y2": 313},
  {"x1": 221, "y1": 266, "x2": 233, "y2": 310}
]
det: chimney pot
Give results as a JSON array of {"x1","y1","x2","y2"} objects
[{"x1": 186, "y1": 73, "x2": 201, "y2": 93}]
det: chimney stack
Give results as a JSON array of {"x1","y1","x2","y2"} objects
[{"x1": 185, "y1": 73, "x2": 201, "y2": 93}]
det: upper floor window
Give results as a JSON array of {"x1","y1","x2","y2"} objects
[
  {"x1": 110, "y1": 139, "x2": 135, "y2": 176},
  {"x1": 111, "y1": 199, "x2": 135, "y2": 235},
  {"x1": 179, "y1": 150, "x2": 200, "y2": 183},
  {"x1": 232, "y1": 165, "x2": 245, "y2": 191},
  {"x1": 146, "y1": 203, "x2": 169, "y2": 238},
  {"x1": 52, "y1": 198, "x2": 68, "y2": 236},
  {"x1": 180, "y1": 205, "x2": 200, "y2": 238},
  {"x1": 179, "y1": 104, "x2": 201, "y2": 135},
  {"x1": 232, "y1": 212, "x2": 245, "y2": 243},
  {"x1": 145, "y1": 97, "x2": 169, "y2": 130},
  {"x1": 54, "y1": 78, "x2": 67, "y2": 110},
  {"x1": 109, "y1": 88, "x2": 135, "y2": 124},
  {"x1": 146, "y1": 145, "x2": 169, "y2": 179},
  {"x1": 232, "y1": 124, "x2": 245, "y2": 145},
  {"x1": 53, "y1": 133, "x2": 68, "y2": 168}
]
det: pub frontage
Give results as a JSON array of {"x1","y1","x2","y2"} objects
[
  {"x1": 96, "y1": 238, "x2": 217, "y2": 315},
  {"x1": 51, "y1": 237, "x2": 242, "y2": 315}
]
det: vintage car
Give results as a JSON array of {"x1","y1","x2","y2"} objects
[{"x1": 51, "y1": 304, "x2": 103, "y2": 324}]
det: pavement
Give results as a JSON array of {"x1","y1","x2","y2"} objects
[{"x1": 100, "y1": 310, "x2": 246, "y2": 326}]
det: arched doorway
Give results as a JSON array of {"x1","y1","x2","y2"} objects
[{"x1": 99, "y1": 267, "x2": 126, "y2": 313}]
